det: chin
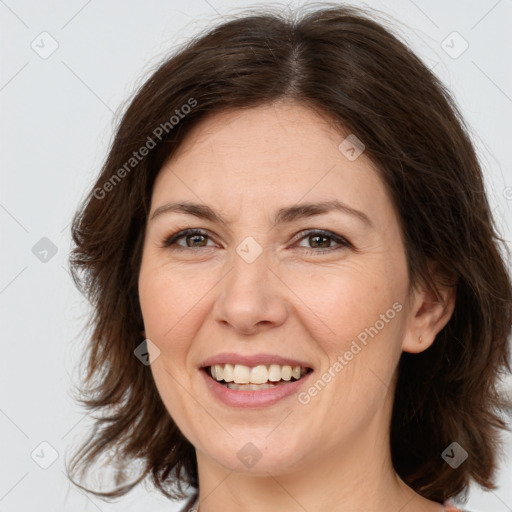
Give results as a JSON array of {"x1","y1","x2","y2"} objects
[{"x1": 199, "y1": 434, "x2": 308, "y2": 475}]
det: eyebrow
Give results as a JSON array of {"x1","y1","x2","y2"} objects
[{"x1": 150, "y1": 200, "x2": 373, "y2": 227}]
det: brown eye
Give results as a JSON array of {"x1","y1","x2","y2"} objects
[
  {"x1": 184, "y1": 233, "x2": 208, "y2": 247},
  {"x1": 162, "y1": 229, "x2": 215, "y2": 249},
  {"x1": 295, "y1": 229, "x2": 351, "y2": 254},
  {"x1": 308, "y1": 234, "x2": 331, "y2": 248}
]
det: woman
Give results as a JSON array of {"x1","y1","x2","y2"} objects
[{"x1": 67, "y1": 4, "x2": 512, "y2": 512}]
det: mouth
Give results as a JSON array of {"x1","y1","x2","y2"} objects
[{"x1": 202, "y1": 363, "x2": 313, "y2": 391}]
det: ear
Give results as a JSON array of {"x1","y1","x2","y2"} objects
[{"x1": 402, "y1": 262, "x2": 456, "y2": 354}]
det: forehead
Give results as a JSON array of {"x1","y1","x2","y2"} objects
[
  {"x1": 167, "y1": 101, "x2": 352, "y2": 174},
  {"x1": 151, "y1": 101, "x2": 393, "y2": 226}
]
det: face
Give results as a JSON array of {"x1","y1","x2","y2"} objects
[{"x1": 138, "y1": 101, "x2": 418, "y2": 476}]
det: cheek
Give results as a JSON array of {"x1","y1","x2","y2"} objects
[
  {"x1": 286, "y1": 262, "x2": 406, "y2": 405},
  {"x1": 138, "y1": 264, "x2": 210, "y2": 439},
  {"x1": 138, "y1": 262, "x2": 206, "y2": 343},
  {"x1": 286, "y1": 259, "x2": 406, "y2": 342}
]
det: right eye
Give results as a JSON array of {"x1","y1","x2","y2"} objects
[{"x1": 161, "y1": 228, "x2": 217, "y2": 249}]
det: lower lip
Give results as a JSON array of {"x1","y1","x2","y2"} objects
[{"x1": 201, "y1": 369, "x2": 313, "y2": 408}]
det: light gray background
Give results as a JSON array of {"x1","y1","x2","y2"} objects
[{"x1": 1, "y1": 0, "x2": 511, "y2": 511}]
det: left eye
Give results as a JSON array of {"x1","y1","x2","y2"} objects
[{"x1": 294, "y1": 230, "x2": 351, "y2": 252}]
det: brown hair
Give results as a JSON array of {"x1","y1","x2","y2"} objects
[{"x1": 67, "y1": 3, "x2": 512, "y2": 509}]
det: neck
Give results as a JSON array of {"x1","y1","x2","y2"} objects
[{"x1": 193, "y1": 403, "x2": 444, "y2": 512}]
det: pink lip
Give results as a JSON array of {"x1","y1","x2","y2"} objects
[
  {"x1": 198, "y1": 352, "x2": 313, "y2": 369},
  {"x1": 201, "y1": 368, "x2": 313, "y2": 408}
]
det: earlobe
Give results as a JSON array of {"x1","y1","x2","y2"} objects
[
  {"x1": 402, "y1": 267, "x2": 456, "y2": 354},
  {"x1": 402, "y1": 333, "x2": 428, "y2": 354}
]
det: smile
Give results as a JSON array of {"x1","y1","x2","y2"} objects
[
  {"x1": 206, "y1": 363, "x2": 311, "y2": 390},
  {"x1": 199, "y1": 353, "x2": 314, "y2": 407}
]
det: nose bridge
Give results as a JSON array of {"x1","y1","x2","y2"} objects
[
  {"x1": 213, "y1": 237, "x2": 287, "y2": 333},
  {"x1": 226, "y1": 236, "x2": 273, "y2": 298},
  {"x1": 231, "y1": 237, "x2": 272, "y2": 284}
]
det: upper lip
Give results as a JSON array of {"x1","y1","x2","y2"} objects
[{"x1": 199, "y1": 352, "x2": 313, "y2": 369}]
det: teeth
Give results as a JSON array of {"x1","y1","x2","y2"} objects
[
  {"x1": 223, "y1": 364, "x2": 234, "y2": 382},
  {"x1": 213, "y1": 364, "x2": 223, "y2": 380},
  {"x1": 209, "y1": 363, "x2": 308, "y2": 384},
  {"x1": 268, "y1": 364, "x2": 282, "y2": 382},
  {"x1": 250, "y1": 365, "x2": 268, "y2": 384},
  {"x1": 233, "y1": 364, "x2": 250, "y2": 384},
  {"x1": 281, "y1": 365, "x2": 292, "y2": 381},
  {"x1": 226, "y1": 382, "x2": 278, "y2": 391}
]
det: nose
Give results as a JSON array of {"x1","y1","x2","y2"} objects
[{"x1": 212, "y1": 247, "x2": 288, "y2": 336}]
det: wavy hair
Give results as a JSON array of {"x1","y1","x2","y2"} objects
[{"x1": 67, "y1": 3, "x2": 512, "y2": 509}]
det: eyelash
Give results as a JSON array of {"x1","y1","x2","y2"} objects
[{"x1": 160, "y1": 228, "x2": 352, "y2": 255}]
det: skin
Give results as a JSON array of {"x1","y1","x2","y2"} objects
[{"x1": 138, "y1": 100, "x2": 455, "y2": 512}]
